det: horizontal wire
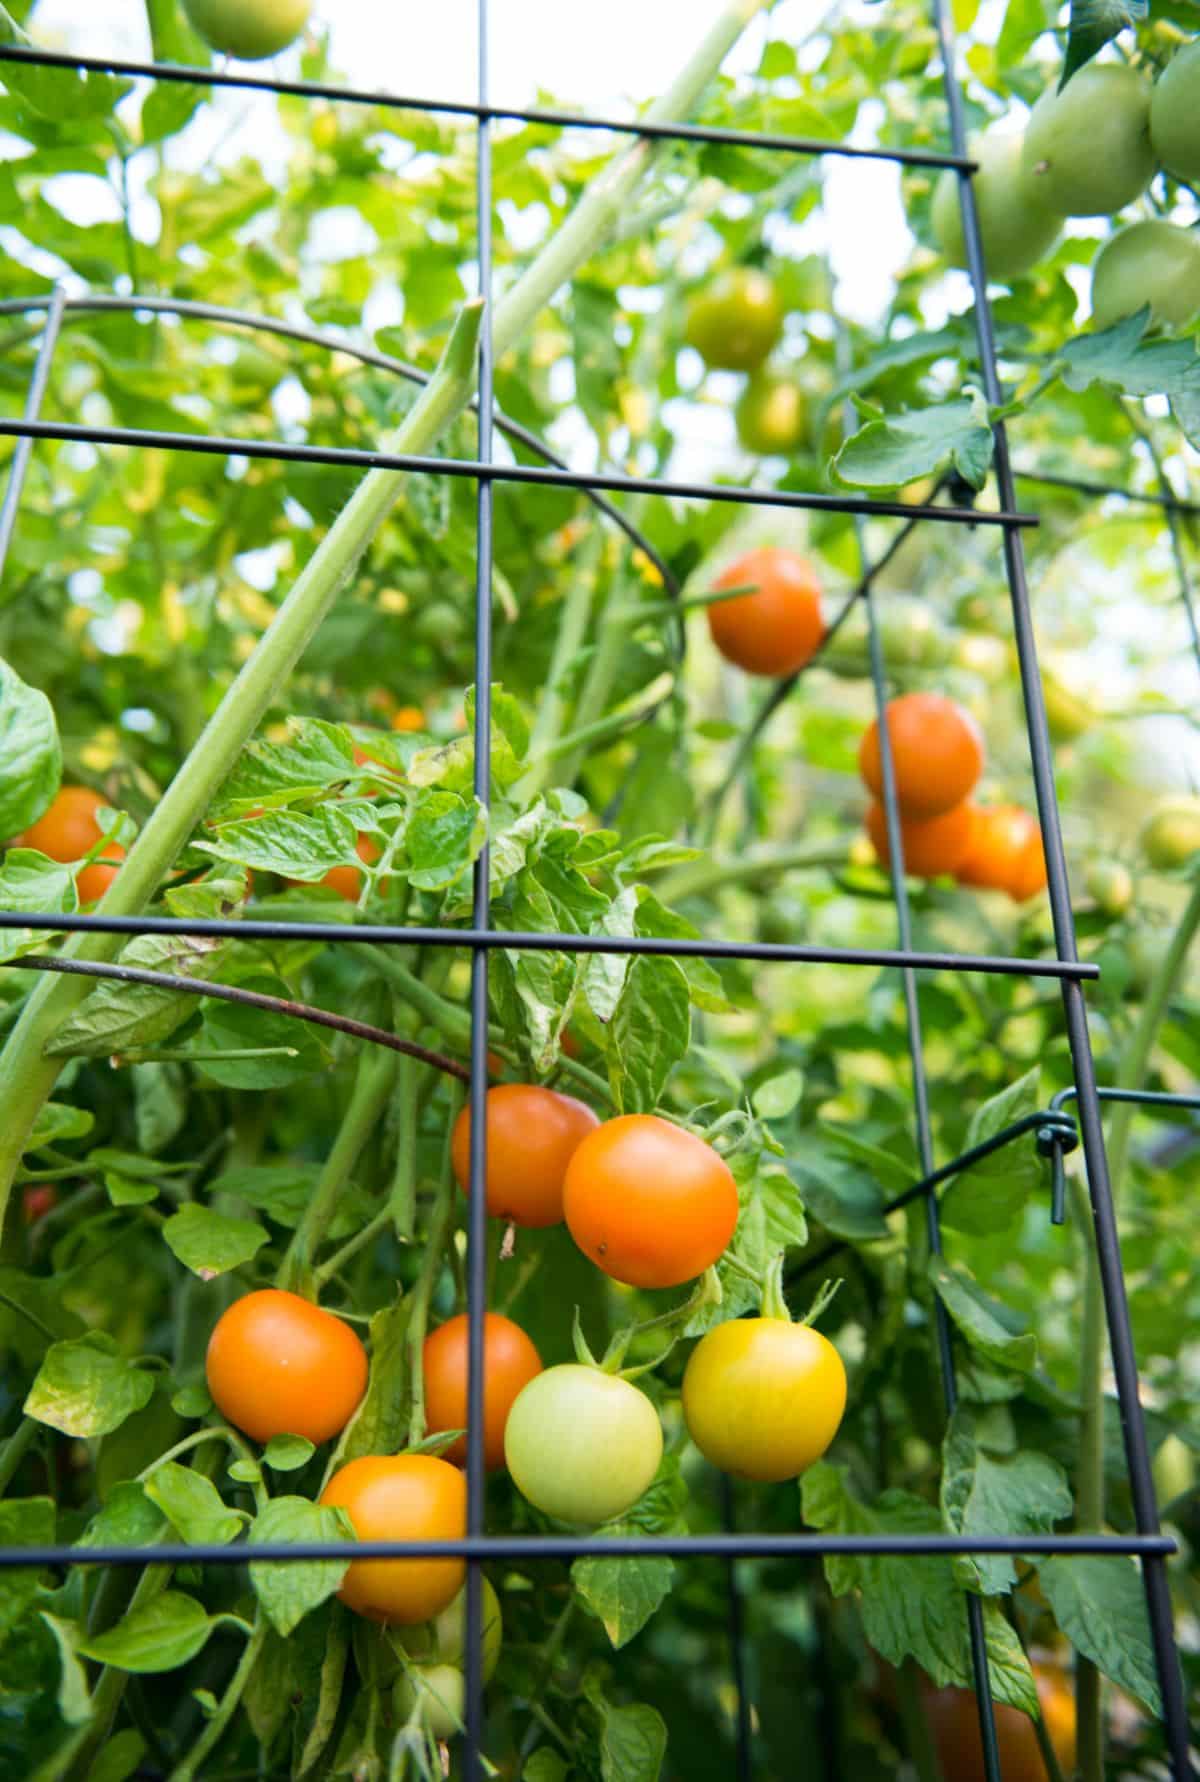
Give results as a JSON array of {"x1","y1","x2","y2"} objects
[
  {"x1": 0, "y1": 1532, "x2": 1176, "y2": 1570},
  {"x1": 0, "y1": 912, "x2": 1099, "y2": 978},
  {"x1": 0, "y1": 43, "x2": 976, "y2": 170},
  {"x1": 0, "y1": 416, "x2": 1037, "y2": 529}
]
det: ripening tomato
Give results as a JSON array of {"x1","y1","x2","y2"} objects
[
  {"x1": 865, "y1": 800, "x2": 976, "y2": 880},
  {"x1": 684, "y1": 269, "x2": 785, "y2": 372},
  {"x1": 320, "y1": 833, "x2": 381, "y2": 901},
  {"x1": 708, "y1": 548, "x2": 824, "y2": 678},
  {"x1": 921, "y1": 1659, "x2": 1076, "y2": 1782},
  {"x1": 955, "y1": 805, "x2": 1039, "y2": 896},
  {"x1": 1086, "y1": 858, "x2": 1134, "y2": 918},
  {"x1": 422, "y1": 1312, "x2": 543, "y2": 1470},
  {"x1": 205, "y1": 1289, "x2": 368, "y2": 1445},
  {"x1": 182, "y1": 0, "x2": 312, "y2": 61},
  {"x1": 682, "y1": 1317, "x2": 846, "y2": 1481},
  {"x1": 451, "y1": 1085, "x2": 599, "y2": 1228},
  {"x1": 563, "y1": 1114, "x2": 739, "y2": 1288},
  {"x1": 504, "y1": 1364, "x2": 662, "y2": 1524},
  {"x1": 393, "y1": 1663, "x2": 465, "y2": 1740},
  {"x1": 1140, "y1": 796, "x2": 1200, "y2": 870},
  {"x1": 735, "y1": 371, "x2": 809, "y2": 455},
  {"x1": 392, "y1": 705, "x2": 426, "y2": 733},
  {"x1": 397, "y1": 1574, "x2": 502, "y2": 1677},
  {"x1": 858, "y1": 693, "x2": 984, "y2": 818},
  {"x1": 320, "y1": 1454, "x2": 466, "y2": 1625},
  {"x1": 1008, "y1": 828, "x2": 1048, "y2": 903},
  {"x1": 9, "y1": 785, "x2": 126, "y2": 904},
  {"x1": 21, "y1": 1184, "x2": 58, "y2": 1225}
]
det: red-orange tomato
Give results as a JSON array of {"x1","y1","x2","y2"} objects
[
  {"x1": 320, "y1": 833, "x2": 381, "y2": 901},
  {"x1": 956, "y1": 804, "x2": 1045, "y2": 902},
  {"x1": 319, "y1": 1454, "x2": 466, "y2": 1625},
  {"x1": 563, "y1": 1114, "x2": 739, "y2": 1289},
  {"x1": 708, "y1": 547, "x2": 824, "y2": 677},
  {"x1": 21, "y1": 1184, "x2": 58, "y2": 1225},
  {"x1": 392, "y1": 705, "x2": 426, "y2": 733},
  {"x1": 865, "y1": 800, "x2": 976, "y2": 880},
  {"x1": 10, "y1": 785, "x2": 126, "y2": 903},
  {"x1": 451, "y1": 1084, "x2": 599, "y2": 1228},
  {"x1": 859, "y1": 692, "x2": 984, "y2": 817},
  {"x1": 921, "y1": 1661, "x2": 1076, "y2": 1782},
  {"x1": 205, "y1": 1289, "x2": 368, "y2": 1446},
  {"x1": 423, "y1": 1311, "x2": 543, "y2": 1470}
]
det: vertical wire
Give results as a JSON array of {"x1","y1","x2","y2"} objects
[
  {"x1": 0, "y1": 283, "x2": 66, "y2": 585},
  {"x1": 719, "y1": 1476, "x2": 754, "y2": 1782},
  {"x1": 465, "y1": 3, "x2": 494, "y2": 1776},
  {"x1": 929, "y1": 1, "x2": 1195, "y2": 1773}
]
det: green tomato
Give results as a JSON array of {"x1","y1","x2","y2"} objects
[
  {"x1": 1091, "y1": 221, "x2": 1200, "y2": 332},
  {"x1": 1140, "y1": 795, "x2": 1200, "y2": 869},
  {"x1": 503, "y1": 1364, "x2": 662, "y2": 1525},
  {"x1": 1085, "y1": 858, "x2": 1134, "y2": 918},
  {"x1": 685, "y1": 270, "x2": 785, "y2": 373},
  {"x1": 1042, "y1": 672, "x2": 1093, "y2": 743},
  {"x1": 1151, "y1": 39, "x2": 1200, "y2": 181},
  {"x1": 735, "y1": 371, "x2": 809, "y2": 455},
  {"x1": 415, "y1": 601, "x2": 463, "y2": 644},
  {"x1": 930, "y1": 132, "x2": 1061, "y2": 282},
  {"x1": 182, "y1": 0, "x2": 311, "y2": 60},
  {"x1": 396, "y1": 1576, "x2": 501, "y2": 1682},
  {"x1": 952, "y1": 633, "x2": 1009, "y2": 684},
  {"x1": 393, "y1": 1664, "x2": 464, "y2": 1741},
  {"x1": 1021, "y1": 64, "x2": 1155, "y2": 218}
]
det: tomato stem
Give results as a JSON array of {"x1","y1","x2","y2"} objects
[
  {"x1": 166, "y1": 1611, "x2": 266, "y2": 1782},
  {"x1": 406, "y1": 1096, "x2": 463, "y2": 1452}
]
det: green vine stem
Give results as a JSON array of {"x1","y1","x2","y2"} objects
[
  {"x1": 653, "y1": 842, "x2": 850, "y2": 905},
  {"x1": 278, "y1": 1038, "x2": 398, "y2": 1293},
  {"x1": 0, "y1": 0, "x2": 771, "y2": 1234},
  {"x1": 0, "y1": 1415, "x2": 37, "y2": 1494},
  {"x1": 167, "y1": 1610, "x2": 267, "y2": 1782},
  {"x1": 523, "y1": 524, "x2": 604, "y2": 771},
  {"x1": 406, "y1": 1090, "x2": 464, "y2": 1451}
]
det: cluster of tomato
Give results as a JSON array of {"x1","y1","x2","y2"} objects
[
  {"x1": 684, "y1": 266, "x2": 813, "y2": 459},
  {"x1": 858, "y1": 691, "x2": 1048, "y2": 901},
  {"x1": 201, "y1": 1088, "x2": 847, "y2": 1729}
]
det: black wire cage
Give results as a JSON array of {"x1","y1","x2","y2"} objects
[{"x1": 0, "y1": 6, "x2": 1195, "y2": 1780}]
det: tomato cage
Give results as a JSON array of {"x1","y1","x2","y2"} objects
[{"x1": 0, "y1": 5, "x2": 1195, "y2": 1779}]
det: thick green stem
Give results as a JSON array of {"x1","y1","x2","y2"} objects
[
  {"x1": 388, "y1": 1043, "x2": 420, "y2": 1240},
  {"x1": 656, "y1": 842, "x2": 849, "y2": 904},
  {"x1": 0, "y1": 1416, "x2": 37, "y2": 1494},
  {"x1": 168, "y1": 1612, "x2": 266, "y2": 1782},
  {"x1": 279, "y1": 1042, "x2": 397, "y2": 1292},
  {"x1": 406, "y1": 1095, "x2": 463, "y2": 1449},
  {"x1": 552, "y1": 569, "x2": 637, "y2": 789},
  {"x1": 524, "y1": 526, "x2": 604, "y2": 767}
]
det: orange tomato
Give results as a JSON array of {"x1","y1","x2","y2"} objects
[
  {"x1": 955, "y1": 805, "x2": 1046, "y2": 901},
  {"x1": 865, "y1": 800, "x2": 976, "y2": 879},
  {"x1": 10, "y1": 785, "x2": 126, "y2": 904},
  {"x1": 423, "y1": 1311, "x2": 543, "y2": 1470},
  {"x1": 319, "y1": 1454, "x2": 466, "y2": 1625},
  {"x1": 205, "y1": 1288, "x2": 368, "y2": 1446},
  {"x1": 858, "y1": 692, "x2": 985, "y2": 817},
  {"x1": 451, "y1": 1084, "x2": 599, "y2": 1228},
  {"x1": 320, "y1": 833, "x2": 381, "y2": 901},
  {"x1": 708, "y1": 547, "x2": 824, "y2": 677},
  {"x1": 921, "y1": 1660, "x2": 1076, "y2": 1782},
  {"x1": 392, "y1": 705, "x2": 426, "y2": 733},
  {"x1": 563, "y1": 1114, "x2": 739, "y2": 1289}
]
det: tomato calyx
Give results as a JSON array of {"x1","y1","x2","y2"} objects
[{"x1": 572, "y1": 1269, "x2": 724, "y2": 1379}]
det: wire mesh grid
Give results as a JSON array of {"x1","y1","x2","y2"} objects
[{"x1": 0, "y1": 6, "x2": 1193, "y2": 1779}]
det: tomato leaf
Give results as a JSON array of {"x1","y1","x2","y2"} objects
[
  {"x1": 929, "y1": 1257, "x2": 1037, "y2": 1373},
  {"x1": 940, "y1": 1067, "x2": 1043, "y2": 1234},
  {"x1": 572, "y1": 1457, "x2": 688, "y2": 1648},
  {"x1": 85, "y1": 1728, "x2": 146, "y2": 1782},
  {"x1": 1060, "y1": 0, "x2": 1146, "y2": 90},
  {"x1": 142, "y1": 1462, "x2": 248, "y2": 1546},
  {"x1": 406, "y1": 790, "x2": 487, "y2": 891},
  {"x1": 264, "y1": 1434, "x2": 315, "y2": 1472},
  {"x1": 196, "y1": 988, "x2": 325, "y2": 1089},
  {"x1": 196, "y1": 805, "x2": 365, "y2": 881},
  {"x1": 0, "y1": 657, "x2": 60, "y2": 839},
  {"x1": 330, "y1": 1300, "x2": 412, "y2": 1467},
  {"x1": 24, "y1": 1333, "x2": 155, "y2": 1439},
  {"x1": 38, "y1": 1611, "x2": 92, "y2": 1726},
  {"x1": 1036, "y1": 1553, "x2": 1161, "y2": 1713},
  {"x1": 940, "y1": 1409, "x2": 1072, "y2": 1594},
  {"x1": 583, "y1": 1674, "x2": 669, "y2": 1782},
  {"x1": 0, "y1": 1497, "x2": 54, "y2": 1640},
  {"x1": 161, "y1": 1203, "x2": 269, "y2": 1279},
  {"x1": 1058, "y1": 310, "x2": 1200, "y2": 401},
  {"x1": 831, "y1": 398, "x2": 994, "y2": 492},
  {"x1": 801, "y1": 1463, "x2": 1038, "y2": 1713},
  {"x1": 44, "y1": 929, "x2": 232, "y2": 1059},
  {"x1": 248, "y1": 1498, "x2": 354, "y2": 1636},
  {"x1": 0, "y1": 4, "x2": 132, "y2": 118},
  {"x1": 608, "y1": 954, "x2": 691, "y2": 1114},
  {"x1": 78, "y1": 1592, "x2": 217, "y2": 1674},
  {"x1": 77, "y1": 1482, "x2": 166, "y2": 1553}
]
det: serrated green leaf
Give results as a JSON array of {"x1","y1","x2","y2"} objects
[
  {"x1": 940, "y1": 1410, "x2": 1072, "y2": 1593},
  {"x1": 1060, "y1": 0, "x2": 1146, "y2": 87},
  {"x1": 44, "y1": 930, "x2": 231, "y2": 1059},
  {"x1": 832, "y1": 399, "x2": 993, "y2": 491},
  {"x1": 78, "y1": 1592, "x2": 217, "y2": 1674},
  {"x1": 0, "y1": 1497, "x2": 54, "y2": 1639},
  {"x1": 608, "y1": 954, "x2": 690, "y2": 1113},
  {"x1": 0, "y1": 657, "x2": 59, "y2": 839},
  {"x1": 406, "y1": 790, "x2": 487, "y2": 891},
  {"x1": 25, "y1": 1333, "x2": 155, "y2": 1438},
  {"x1": 941, "y1": 1068, "x2": 1043, "y2": 1235},
  {"x1": 1037, "y1": 1554, "x2": 1161, "y2": 1713},
  {"x1": 39, "y1": 1613, "x2": 92, "y2": 1725},
  {"x1": 930, "y1": 1257, "x2": 1037, "y2": 1372},
  {"x1": 248, "y1": 1498, "x2": 353, "y2": 1636}
]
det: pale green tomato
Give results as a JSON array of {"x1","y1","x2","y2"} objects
[
  {"x1": 931, "y1": 132, "x2": 1061, "y2": 281},
  {"x1": 1021, "y1": 64, "x2": 1155, "y2": 217},
  {"x1": 684, "y1": 269, "x2": 785, "y2": 373},
  {"x1": 1085, "y1": 859, "x2": 1134, "y2": 918},
  {"x1": 1140, "y1": 795, "x2": 1200, "y2": 869},
  {"x1": 1151, "y1": 40, "x2": 1200, "y2": 181},
  {"x1": 182, "y1": 0, "x2": 311, "y2": 60},
  {"x1": 1091, "y1": 222, "x2": 1200, "y2": 331},
  {"x1": 396, "y1": 1575, "x2": 501, "y2": 1681},
  {"x1": 393, "y1": 1664, "x2": 464, "y2": 1741},
  {"x1": 735, "y1": 371, "x2": 809, "y2": 455},
  {"x1": 503, "y1": 1364, "x2": 662, "y2": 1525},
  {"x1": 1042, "y1": 672, "x2": 1093, "y2": 743},
  {"x1": 952, "y1": 633, "x2": 1009, "y2": 684}
]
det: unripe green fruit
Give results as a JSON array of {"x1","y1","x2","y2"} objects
[
  {"x1": 1151, "y1": 40, "x2": 1200, "y2": 181},
  {"x1": 393, "y1": 1664, "x2": 464, "y2": 1740},
  {"x1": 931, "y1": 132, "x2": 1061, "y2": 281},
  {"x1": 1091, "y1": 222, "x2": 1200, "y2": 331},
  {"x1": 183, "y1": 0, "x2": 311, "y2": 60},
  {"x1": 396, "y1": 1576, "x2": 502, "y2": 1680},
  {"x1": 1021, "y1": 64, "x2": 1155, "y2": 217},
  {"x1": 1042, "y1": 673, "x2": 1093, "y2": 743},
  {"x1": 735, "y1": 372, "x2": 808, "y2": 455},
  {"x1": 1085, "y1": 858, "x2": 1134, "y2": 918},
  {"x1": 1140, "y1": 795, "x2": 1200, "y2": 869},
  {"x1": 685, "y1": 270, "x2": 785, "y2": 373}
]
